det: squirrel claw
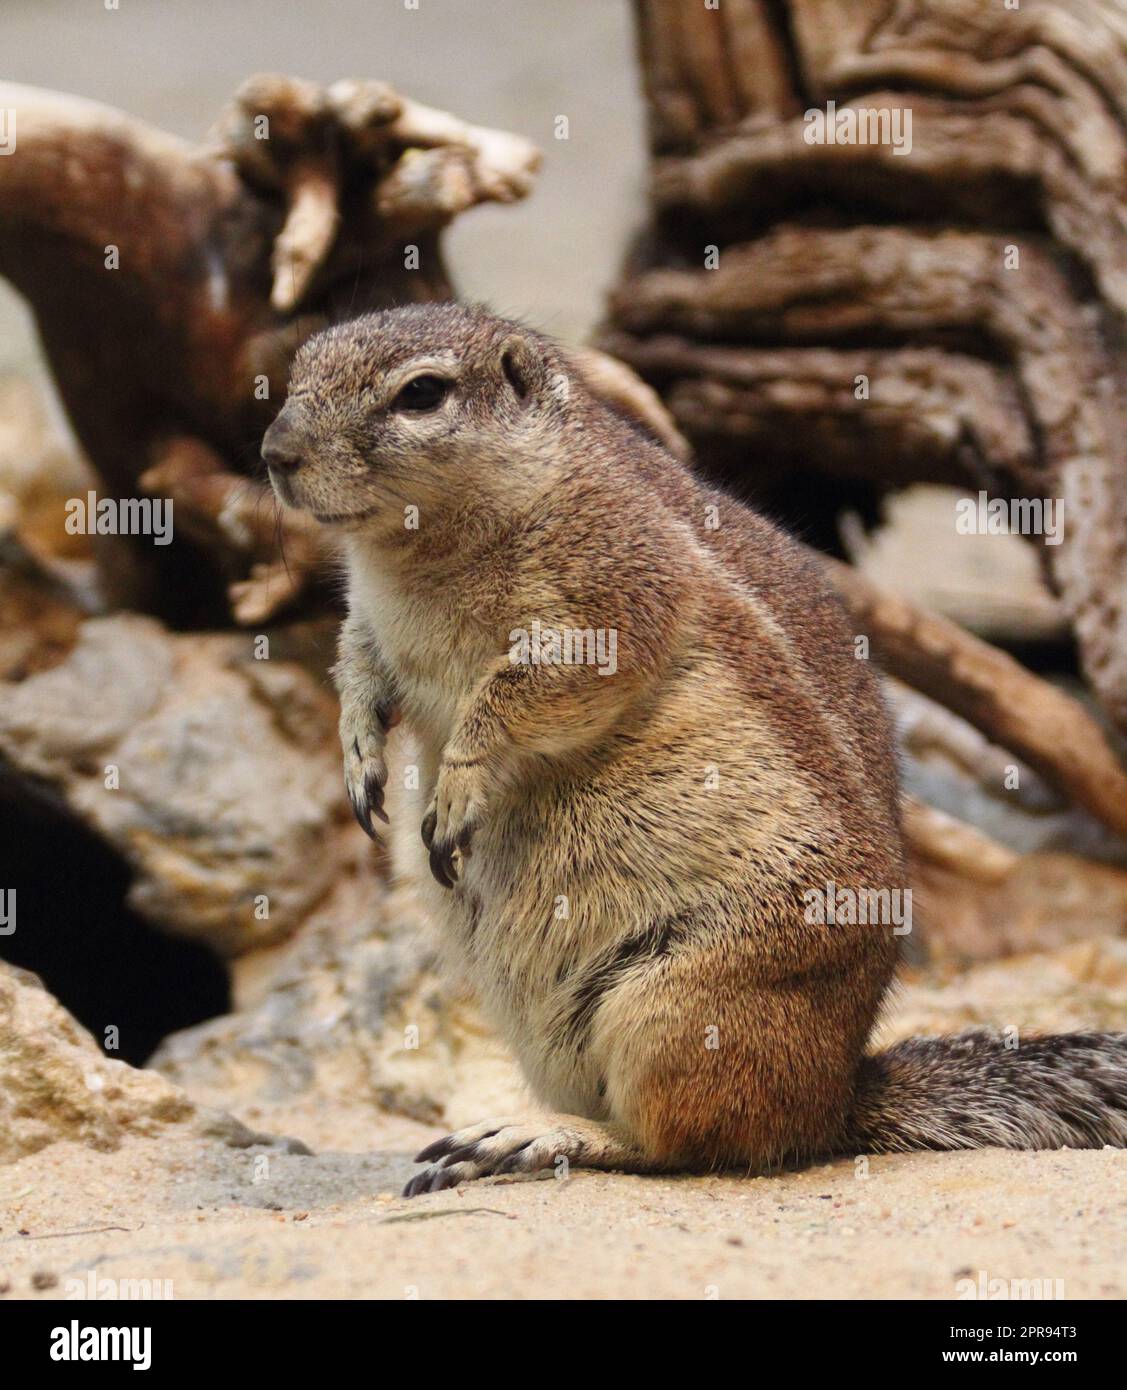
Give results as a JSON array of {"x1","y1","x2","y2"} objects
[
  {"x1": 342, "y1": 726, "x2": 389, "y2": 840},
  {"x1": 428, "y1": 837, "x2": 459, "y2": 888},
  {"x1": 422, "y1": 760, "x2": 483, "y2": 888},
  {"x1": 349, "y1": 777, "x2": 389, "y2": 839},
  {"x1": 402, "y1": 1115, "x2": 610, "y2": 1197},
  {"x1": 423, "y1": 807, "x2": 458, "y2": 886},
  {"x1": 423, "y1": 823, "x2": 475, "y2": 889}
]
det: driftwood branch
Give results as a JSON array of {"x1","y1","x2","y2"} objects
[
  {"x1": 824, "y1": 556, "x2": 1127, "y2": 842},
  {"x1": 0, "y1": 76, "x2": 539, "y2": 621}
]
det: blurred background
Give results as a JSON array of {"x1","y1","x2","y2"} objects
[{"x1": 0, "y1": 0, "x2": 646, "y2": 373}]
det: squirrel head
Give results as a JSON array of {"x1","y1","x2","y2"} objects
[{"x1": 262, "y1": 303, "x2": 569, "y2": 529}]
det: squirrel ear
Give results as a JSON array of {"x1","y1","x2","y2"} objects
[{"x1": 498, "y1": 335, "x2": 542, "y2": 403}]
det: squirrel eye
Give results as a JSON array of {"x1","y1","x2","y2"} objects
[{"x1": 391, "y1": 375, "x2": 449, "y2": 413}]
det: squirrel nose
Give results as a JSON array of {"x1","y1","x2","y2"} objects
[{"x1": 261, "y1": 414, "x2": 305, "y2": 474}]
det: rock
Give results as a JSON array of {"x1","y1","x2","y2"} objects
[
  {"x1": 0, "y1": 961, "x2": 305, "y2": 1164},
  {"x1": 153, "y1": 871, "x2": 524, "y2": 1139},
  {"x1": 844, "y1": 485, "x2": 1067, "y2": 645},
  {"x1": 0, "y1": 613, "x2": 360, "y2": 956},
  {"x1": 0, "y1": 589, "x2": 517, "y2": 1133}
]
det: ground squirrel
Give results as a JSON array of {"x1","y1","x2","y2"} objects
[{"x1": 263, "y1": 303, "x2": 1127, "y2": 1196}]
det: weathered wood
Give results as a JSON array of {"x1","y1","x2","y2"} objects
[
  {"x1": 598, "y1": 333, "x2": 1035, "y2": 489},
  {"x1": 605, "y1": 0, "x2": 1127, "y2": 733},
  {"x1": 825, "y1": 556, "x2": 1127, "y2": 842}
]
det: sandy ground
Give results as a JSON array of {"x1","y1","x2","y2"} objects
[
  {"x1": 6, "y1": 904, "x2": 1127, "y2": 1302},
  {"x1": 2, "y1": 1106, "x2": 1124, "y2": 1301}
]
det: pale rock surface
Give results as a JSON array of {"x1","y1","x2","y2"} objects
[
  {"x1": 153, "y1": 873, "x2": 526, "y2": 1134},
  {"x1": 0, "y1": 613, "x2": 353, "y2": 956},
  {"x1": 0, "y1": 961, "x2": 303, "y2": 1164},
  {"x1": 845, "y1": 485, "x2": 1067, "y2": 644}
]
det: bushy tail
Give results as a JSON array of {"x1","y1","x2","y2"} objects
[{"x1": 846, "y1": 1029, "x2": 1127, "y2": 1152}]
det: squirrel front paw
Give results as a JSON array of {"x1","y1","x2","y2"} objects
[
  {"x1": 421, "y1": 756, "x2": 486, "y2": 887},
  {"x1": 341, "y1": 699, "x2": 396, "y2": 839}
]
